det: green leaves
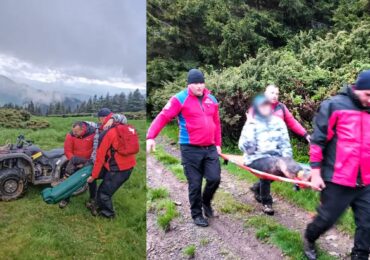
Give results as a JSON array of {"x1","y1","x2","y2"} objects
[{"x1": 148, "y1": 0, "x2": 370, "y2": 142}]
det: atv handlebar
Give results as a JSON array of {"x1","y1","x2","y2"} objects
[{"x1": 16, "y1": 135, "x2": 33, "y2": 148}]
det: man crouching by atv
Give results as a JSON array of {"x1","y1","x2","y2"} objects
[
  {"x1": 86, "y1": 109, "x2": 139, "y2": 219},
  {"x1": 59, "y1": 109, "x2": 126, "y2": 209}
]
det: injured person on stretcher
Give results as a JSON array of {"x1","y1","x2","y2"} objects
[{"x1": 238, "y1": 94, "x2": 310, "y2": 215}]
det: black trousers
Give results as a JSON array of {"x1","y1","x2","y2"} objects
[
  {"x1": 89, "y1": 167, "x2": 132, "y2": 217},
  {"x1": 305, "y1": 182, "x2": 370, "y2": 259},
  {"x1": 249, "y1": 158, "x2": 278, "y2": 205},
  {"x1": 180, "y1": 145, "x2": 221, "y2": 219},
  {"x1": 63, "y1": 160, "x2": 86, "y2": 203},
  {"x1": 251, "y1": 180, "x2": 273, "y2": 205}
]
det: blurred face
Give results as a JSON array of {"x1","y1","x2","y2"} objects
[
  {"x1": 354, "y1": 90, "x2": 370, "y2": 107},
  {"x1": 258, "y1": 102, "x2": 272, "y2": 117},
  {"x1": 188, "y1": 83, "x2": 205, "y2": 96},
  {"x1": 72, "y1": 125, "x2": 84, "y2": 137},
  {"x1": 99, "y1": 117, "x2": 106, "y2": 124},
  {"x1": 265, "y1": 86, "x2": 279, "y2": 104}
]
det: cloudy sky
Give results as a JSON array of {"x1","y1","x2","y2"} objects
[{"x1": 0, "y1": 0, "x2": 146, "y2": 90}]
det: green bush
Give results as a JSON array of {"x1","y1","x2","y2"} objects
[
  {"x1": 0, "y1": 109, "x2": 49, "y2": 129},
  {"x1": 25, "y1": 119, "x2": 50, "y2": 129},
  {"x1": 156, "y1": 199, "x2": 179, "y2": 231},
  {"x1": 148, "y1": 187, "x2": 169, "y2": 201},
  {"x1": 182, "y1": 245, "x2": 196, "y2": 258},
  {"x1": 46, "y1": 111, "x2": 146, "y2": 120},
  {"x1": 150, "y1": 21, "x2": 370, "y2": 142},
  {"x1": 148, "y1": 0, "x2": 370, "y2": 143}
]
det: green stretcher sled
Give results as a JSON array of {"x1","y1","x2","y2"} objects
[{"x1": 41, "y1": 165, "x2": 93, "y2": 204}]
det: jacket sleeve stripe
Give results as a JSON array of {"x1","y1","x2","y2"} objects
[
  {"x1": 147, "y1": 96, "x2": 182, "y2": 140},
  {"x1": 309, "y1": 100, "x2": 333, "y2": 168}
]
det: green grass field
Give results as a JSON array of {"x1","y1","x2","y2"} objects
[{"x1": 0, "y1": 117, "x2": 146, "y2": 260}]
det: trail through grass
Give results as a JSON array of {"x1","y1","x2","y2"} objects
[
  {"x1": 152, "y1": 145, "x2": 186, "y2": 181},
  {"x1": 245, "y1": 216, "x2": 336, "y2": 260},
  {"x1": 0, "y1": 117, "x2": 146, "y2": 259},
  {"x1": 153, "y1": 146, "x2": 336, "y2": 260},
  {"x1": 157, "y1": 122, "x2": 355, "y2": 235}
]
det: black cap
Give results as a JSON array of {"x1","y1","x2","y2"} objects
[
  {"x1": 355, "y1": 70, "x2": 370, "y2": 90},
  {"x1": 97, "y1": 108, "x2": 111, "y2": 117},
  {"x1": 187, "y1": 69, "x2": 205, "y2": 84}
]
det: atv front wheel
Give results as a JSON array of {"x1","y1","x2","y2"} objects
[{"x1": 0, "y1": 168, "x2": 27, "y2": 201}]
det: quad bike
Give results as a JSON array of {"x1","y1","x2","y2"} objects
[{"x1": 0, "y1": 135, "x2": 87, "y2": 201}]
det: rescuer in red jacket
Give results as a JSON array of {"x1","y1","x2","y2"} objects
[
  {"x1": 64, "y1": 121, "x2": 95, "y2": 163},
  {"x1": 57, "y1": 121, "x2": 96, "y2": 208},
  {"x1": 147, "y1": 69, "x2": 222, "y2": 227},
  {"x1": 86, "y1": 108, "x2": 136, "y2": 218},
  {"x1": 60, "y1": 113, "x2": 126, "y2": 209},
  {"x1": 303, "y1": 70, "x2": 370, "y2": 260}
]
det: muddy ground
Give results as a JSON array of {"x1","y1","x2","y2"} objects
[
  {"x1": 147, "y1": 156, "x2": 284, "y2": 260},
  {"x1": 146, "y1": 138, "x2": 354, "y2": 259}
]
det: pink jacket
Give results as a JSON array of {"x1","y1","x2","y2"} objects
[
  {"x1": 147, "y1": 88, "x2": 222, "y2": 146},
  {"x1": 310, "y1": 86, "x2": 370, "y2": 187},
  {"x1": 249, "y1": 102, "x2": 307, "y2": 137}
]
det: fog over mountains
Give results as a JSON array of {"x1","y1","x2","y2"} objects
[
  {"x1": 0, "y1": 75, "x2": 144, "y2": 107},
  {"x1": 0, "y1": 0, "x2": 146, "y2": 108}
]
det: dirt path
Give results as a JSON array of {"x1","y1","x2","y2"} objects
[
  {"x1": 147, "y1": 156, "x2": 284, "y2": 260},
  {"x1": 157, "y1": 137, "x2": 353, "y2": 259}
]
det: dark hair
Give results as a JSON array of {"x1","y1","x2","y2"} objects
[{"x1": 72, "y1": 121, "x2": 84, "y2": 128}]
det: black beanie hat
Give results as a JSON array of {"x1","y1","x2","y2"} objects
[
  {"x1": 187, "y1": 69, "x2": 205, "y2": 84},
  {"x1": 97, "y1": 108, "x2": 111, "y2": 117},
  {"x1": 355, "y1": 70, "x2": 370, "y2": 90}
]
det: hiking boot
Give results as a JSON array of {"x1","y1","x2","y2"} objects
[
  {"x1": 303, "y1": 237, "x2": 317, "y2": 260},
  {"x1": 85, "y1": 199, "x2": 98, "y2": 216},
  {"x1": 250, "y1": 183, "x2": 262, "y2": 203},
  {"x1": 351, "y1": 252, "x2": 369, "y2": 260},
  {"x1": 193, "y1": 216, "x2": 209, "y2": 227},
  {"x1": 85, "y1": 199, "x2": 94, "y2": 208},
  {"x1": 99, "y1": 213, "x2": 115, "y2": 220},
  {"x1": 203, "y1": 203, "x2": 214, "y2": 218},
  {"x1": 59, "y1": 200, "x2": 69, "y2": 209},
  {"x1": 262, "y1": 204, "x2": 274, "y2": 215},
  {"x1": 250, "y1": 182, "x2": 260, "y2": 193}
]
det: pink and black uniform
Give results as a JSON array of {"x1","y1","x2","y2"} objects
[
  {"x1": 309, "y1": 87, "x2": 370, "y2": 186},
  {"x1": 147, "y1": 69, "x2": 221, "y2": 224},
  {"x1": 305, "y1": 70, "x2": 370, "y2": 260},
  {"x1": 147, "y1": 88, "x2": 221, "y2": 146}
]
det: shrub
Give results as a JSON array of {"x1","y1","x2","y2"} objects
[
  {"x1": 150, "y1": 22, "x2": 370, "y2": 143},
  {"x1": 182, "y1": 245, "x2": 196, "y2": 258},
  {"x1": 156, "y1": 200, "x2": 179, "y2": 231},
  {"x1": 148, "y1": 0, "x2": 370, "y2": 143},
  {"x1": 147, "y1": 187, "x2": 179, "y2": 231},
  {"x1": 0, "y1": 109, "x2": 49, "y2": 129}
]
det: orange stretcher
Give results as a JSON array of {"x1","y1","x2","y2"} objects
[{"x1": 220, "y1": 154, "x2": 313, "y2": 189}]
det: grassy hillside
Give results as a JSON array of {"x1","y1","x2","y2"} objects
[{"x1": 0, "y1": 116, "x2": 146, "y2": 259}]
